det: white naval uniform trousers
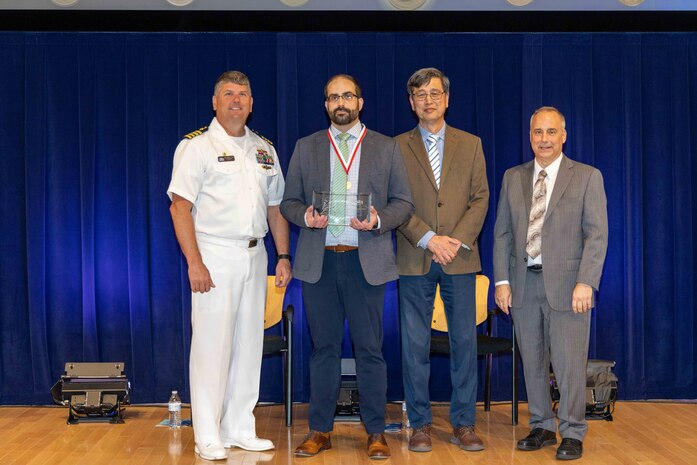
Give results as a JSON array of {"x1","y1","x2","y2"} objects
[
  {"x1": 167, "y1": 117, "x2": 284, "y2": 446},
  {"x1": 191, "y1": 235, "x2": 266, "y2": 444}
]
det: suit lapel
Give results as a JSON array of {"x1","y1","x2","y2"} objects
[
  {"x1": 546, "y1": 155, "x2": 574, "y2": 218},
  {"x1": 521, "y1": 160, "x2": 534, "y2": 216},
  {"x1": 406, "y1": 127, "x2": 438, "y2": 191},
  {"x1": 440, "y1": 126, "x2": 457, "y2": 185},
  {"x1": 358, "y1": 130, "x2": 378, "y2": 193},
  {"x1": 315, "y1": 131, "x2": 331, "y2": 193}
]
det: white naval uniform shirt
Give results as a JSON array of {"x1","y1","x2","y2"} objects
[{"x1": 167, "y1": 117, "x2": 285, "y2": 241}]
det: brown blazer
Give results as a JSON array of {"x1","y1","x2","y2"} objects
[{"x1": 395, "y1": 125, "x2": 489, "y2": 276}]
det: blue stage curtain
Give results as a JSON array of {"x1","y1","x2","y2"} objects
[{"x1": 0, "y1": 32, "x2": 695, "y2": 405}]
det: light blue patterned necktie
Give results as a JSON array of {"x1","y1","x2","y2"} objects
[
  {"x1": 427, "y1": 134, "x2": 441, "y2": 188},
  {"x1": 329, "y1": 132, "x2": 351, "y2": 236}
]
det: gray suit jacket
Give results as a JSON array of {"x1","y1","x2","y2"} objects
[
  {"x1": 493, "y1": 155, "x2": 608, "y2": 311},
  {"x1": 280, "y1": 128, "x2": 414, "y2": 286}
]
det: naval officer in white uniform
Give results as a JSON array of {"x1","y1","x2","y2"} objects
[{"x1": 168, "y1": 70, "x2": 292, "y2": 461}]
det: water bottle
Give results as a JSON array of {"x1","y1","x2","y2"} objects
[
  {"x1": 168, "y1": 390, "x2": 182, "y2": 428},
  {"x1": 401, "y1": 401, "x2": 410, "y2": 431}
]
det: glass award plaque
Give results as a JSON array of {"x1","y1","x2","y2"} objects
[{"x1": 312, "y1": 191, "x2": 372, "y2": 225}]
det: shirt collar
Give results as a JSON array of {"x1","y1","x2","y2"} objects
[
  {"x1": 329, "y1": 120, "x2": 363, "y2": 140},
  {"x1": 534, "y1": 152, "x2": 564, "y2": 182},
  {"x1": 209, "y1": 117, "x2": 250, "y2": 141},
  {"x1": 418, "y1": 123, "x2": 447, "y2": 143}
]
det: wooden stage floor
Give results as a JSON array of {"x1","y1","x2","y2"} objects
[{"x1": 1, "y1": 401, "x2": 696, "y2": 465}]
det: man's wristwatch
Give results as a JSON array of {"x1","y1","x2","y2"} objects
[{"x1": 277, "y1": 254, "x2": 292, "y2": 261}]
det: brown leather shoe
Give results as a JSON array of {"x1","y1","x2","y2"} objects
[
  {"x1": 451, "y1": 425, "x2": 484, "y2": 451},
  {"x1": 408, "y1": 424, "x2": 432, "y2": 452},
  {"x1": 294, "y1": 431, "x2": 331, "y2": 456},
  {"x1": 367, "y1": 433, "x2": 391, "y2": 459}
]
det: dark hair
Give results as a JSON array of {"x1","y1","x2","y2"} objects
[
  {"x1": 407, "y1": 67, "x2": 450, "y2": 95},
  {"x1": 324, "y1": 74, "x2": 362, "y2": 99}
]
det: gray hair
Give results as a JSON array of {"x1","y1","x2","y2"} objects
[
  {"x1": 530, "y1": 106, "x2": 566, "y2": 129},
  {"x1": 214, "y1": 70, "x2": 252, "y2": 96},
  {"x1": 407, "y1": 67, "x2": 450, "y2": 95}
]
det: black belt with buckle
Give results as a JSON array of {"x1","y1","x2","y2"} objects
[
  {"x1": 248, "y1": 239, "x2": 258, "y2": 248},
  {"x1": 527, "y1": 264, "x2": 543, "y2": 272}
]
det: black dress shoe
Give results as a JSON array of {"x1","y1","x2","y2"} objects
[
  {"x1": 517, "y1": 428, "x2": 557, "y2": 451},
  {"x1": 556, "y1": 438, "x2": 583, "y2": 460}
]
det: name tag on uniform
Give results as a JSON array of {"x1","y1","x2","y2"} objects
[{"x1": 218, "y1": 155, "x2": 235, "y2": 162}]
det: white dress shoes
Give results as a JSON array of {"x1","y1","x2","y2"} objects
[
  {"x1": 223, "y1": 436, "x2": 275, "y2": 451},
  {"x1": 194, "y1": 442, "x2": 228, "y2": 461}
]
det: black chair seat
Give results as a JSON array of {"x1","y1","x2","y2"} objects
[
  {"x1": 430, "y1": 334, "x2": 450, "y2": 355},
  {"x1": 477, "y1": 335, "x2": 512, "y2": 356},
  {"x1": 263, "y1": 335, "x2": 287, "y2": 356},
  {"x1": 430, "y1": 334, "x2": 513, "y2": 357}
]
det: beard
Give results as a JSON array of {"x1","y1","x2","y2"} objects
[{"x1": 329, "y1": 106, "x2": 360, "y2": 126}]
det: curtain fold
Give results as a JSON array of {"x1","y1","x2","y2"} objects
[{"x1": 0, "y1": 32, "x2": 694, "y2": 405}]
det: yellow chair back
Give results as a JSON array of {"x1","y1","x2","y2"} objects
[
  {"x1": 431, "y1": 275, "x2": 490, "y2": 331},
  {"x1": 264, "y1": 276, "x2": 288, "y2": 330}
]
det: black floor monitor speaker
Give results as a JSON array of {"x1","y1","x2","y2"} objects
[
  {"x1": 335, "y1": 358, "x2": 361, "y2": 422},
  {"x1": 550, "y1": 359, "x2": 618, "y2": 421},
  {"x1": 51, "y1": 362, "x2": 130, "y2": 424}
]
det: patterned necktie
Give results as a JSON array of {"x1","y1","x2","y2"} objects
[
  {"x1": 427, "y1": 134, "x2": 441, "y2": 188},
  {"x1": 526, "y1": 170, "x2": 548, "y2": 259},
  {"x1": 329, "y1": 132, "x2": 351, "y2": 237}
]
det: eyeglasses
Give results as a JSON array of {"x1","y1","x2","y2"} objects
[
  {"x1": 411, "y1": 90, "x2": 446, "y2": 102},
  {"x1": 326, "y1": 92, "x2": 358, "y2": 103}
]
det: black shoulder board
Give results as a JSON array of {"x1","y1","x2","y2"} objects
[
  {"x1": 251, "y1": 128, "x2": 274, "y2": 146},
  {"x1": 183, "y1": 126, "x2": 209, "y2": 140}
]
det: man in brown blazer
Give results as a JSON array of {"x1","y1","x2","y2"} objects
[
  {"x1": 395, "y1": 68, "x2": 489, "y2": 453},
  {"x1": 493, "y1": 107, "x2": 608, "y2": 460}
]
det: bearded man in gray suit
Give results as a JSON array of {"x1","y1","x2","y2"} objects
[
  {"x1": 281, "y1": 74, "x2": 413, "y2": 460},
  {"x1": 493, "y1": 106, "x2": 608, "y2": 461}
]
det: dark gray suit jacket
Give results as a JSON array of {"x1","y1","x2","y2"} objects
[
  {"x1": 281, "y1": 128, "x2": 414, "y2": 286},
  {"x1": 493, "y1": 155, "x2": 608, "y2": 311}
]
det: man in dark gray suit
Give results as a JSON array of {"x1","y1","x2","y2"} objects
[
  {"x1": 493, "y1": 106, "x2": 608, "y2": 461},
  {"x1": 281, "y1": 74, "x2": 413, "y2": 460}
]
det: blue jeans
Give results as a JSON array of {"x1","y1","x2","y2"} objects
[{"x1": 399, "y1": 265, "x2": 477, "y2": 429}]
